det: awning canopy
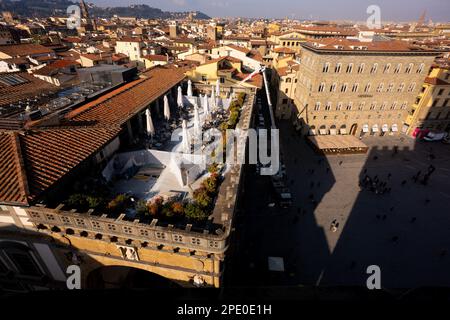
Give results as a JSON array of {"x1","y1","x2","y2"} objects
[
  {"x1": 382, "y1": 124, "x2": 389, "y2": 132},
  {"x1": 330, "y1": 128, "x2": 337, "y2": 135},
  {"x1": 340, "y1": 128, "x2": 347, "y2": 135},
  {"x1": 362, "y1": 124, "x2": 369, "y2": 133},
  {"x1": 392, "y1": 124, "x2": 398, "y2": 132},
  {"x1": 372, "y1": 125, "x2": 379, "y2": 132},
  {"x1": 319, "y1": 129, "x2": 327, "y2": 135}
]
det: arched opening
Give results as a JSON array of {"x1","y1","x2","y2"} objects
[
  {"x1": 350, "y1": 123, "x2": 358, "y2": 136},
  {"x1": 86, "y1": 266, "x2": 181, "y2": 289}
]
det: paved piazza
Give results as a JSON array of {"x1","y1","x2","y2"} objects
[{"x1": 230, "y1": 120, "x2": 450, "y2": 289}]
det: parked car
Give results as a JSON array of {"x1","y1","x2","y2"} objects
[{"x1": 423, "y1": 132, "x2": 449, "y2": 142}]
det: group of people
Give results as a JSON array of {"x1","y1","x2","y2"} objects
[
  {"x1": 411, "y1": 164, "x2": 436, "y2": 186},
  {"x1": 360, "y1": 174, "x2": 392, "y2": 195}
]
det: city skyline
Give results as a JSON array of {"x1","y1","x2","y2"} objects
[{"x1": 90, "y1": 0, "x2": 449, "y2": 22}]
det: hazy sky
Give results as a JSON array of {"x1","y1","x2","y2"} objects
[{"x1": 90, "y1": 0, "x2": 449, "y2": 22}]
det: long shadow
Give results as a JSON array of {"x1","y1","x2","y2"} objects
[
  {"x1": 320, "y1": 133, "x2": 450, "y2": 288},
  {"x1": 227, "y1": 90, "x2": 335, "y2": 287}
]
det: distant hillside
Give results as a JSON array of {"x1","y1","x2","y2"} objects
[{"x1": 0, "y1": 0, "x2": 211, "y2": 20}]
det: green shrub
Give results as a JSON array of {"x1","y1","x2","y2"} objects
[
  {"x1": 193, "y1": 187, "x2": 212, "y2": 208},
  {"x1": 148, "y1": 197, "x2": 163, "y2": 216},
  {"x1": 107, "y1": 194, "x2": 129, "y2": 214},
  {"x1": 184, "y1": 203, "x2": 209, "y2": 221},
  {"x1": 136, "y1": 200, "x2": 149, "y2": 216}
]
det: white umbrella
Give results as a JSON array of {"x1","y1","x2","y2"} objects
[
  {"x1": 203, "y1": 94, "x2": 209, "y2": 116},
  {"x1": 182, "y1": 119, "x2": 190, "y2": 153},
  {"x1": 146, "y1": 109, "x2": 155, "y2": 136},
  {"x1": 177, "y1": 86, "x2": 183, "y2": 107},
  {"x1": 193, "y1": 102, "x2": 201, "y2": 136},
  {"x1": 187, "y1": 80, "x2": 193, "y2": 97},
  {"x1": 215, "y1": 78, "x2": 220, "y2": 97},
  {"x1": 163, "y1": 95, "x2": 170, "y2": 120}
]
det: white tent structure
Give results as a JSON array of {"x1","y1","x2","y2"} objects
[
  {"x1": 177, "y1": 86, "x2": 183, "y2": 107},
  {"x1": 146, "y1": 109, "x2": 155, "y2": 136},
  {"x1": 187, "y1": 80, "x2": 193, "y2": 97},
  {"x1": 163, "y1": 95, "x2": 171, "y2": 120}
]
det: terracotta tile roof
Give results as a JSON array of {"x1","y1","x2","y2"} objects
[
  {"x1": 65, "y1": 66, "x2": 186, "y2": 127},
  {"x1": 0, "y1": 133, "x2": 29, "y2": 205},
  {"x1": 224, "y1": 44, "x2": 250, "y2": 54},
  {"x1": 424, "y1": 77, "x2": 450, "y2": 86},
  {"x1": 0, "y1": 44, "x2": 54, "y2": 58},
  {"x1": 0, "y1": 72, "x2": 58, "y2": 109},
  {"x1": 0, "y1": 127, "x2": 121, "y2": 205},
  {"x1": 273, "y1": 47, "x2": 296, "y2": 54},
  {"x1": 302, "y1": 38, "x2": 439, "y2": 53},
  {"x1": 201, "y1": 55, "x2": 242, "y2": 66},
  {"x1": 143, "y1": 54, "x2": 168, "y2": 62}
]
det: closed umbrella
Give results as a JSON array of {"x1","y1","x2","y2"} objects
[
  {"x1": 177, "y1": 86, "x2": 183, "y2": 107},
  {"x1": 211, "y1": 86, "x2": 216, "y2": 109},
  {"x1": 194, "y1": 102, "x2": 201, "y2": 136},
  {"x1": 146, "y1": 109, "x2": 155, "y2": 136},
  {"x1": 187, "y1": 80, "x2": 193, "y2": 97},
  {"x1": 203, "y1": 94, "x2": 209, "y2": 116},
  {"x1": 163, "y1": 95, "x2": 170, "y2": 120},
  {"x1": 182, "y1": 119, "x2": 190, "y2": 153},
  {"x1": 216, "y1": 78, "x2": 220, "y2": 97}
]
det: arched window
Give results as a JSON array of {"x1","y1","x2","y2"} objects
[
  {"x1": 383, "y1": 63, "x2": 391, "y2": 73},
  {"x1": 346, "y1": 63, "x2": 353, "y2": 73},
  {"x1": 330, "y1": 83, "x2": 337, "y2": 92},
  {"x1": 322, "y1": 62, "x2": 330, "y2": 73},
  {"x1": 365, "y1": 83, "x2": 371, "y2": 93},
  {"x1": 370, "y1": 63, "x2": 378, "y2": 74},
  {"x1": 376, "y1": 83, "x2": 384, "y2": 93},
  {"x1": 405, "y1": 63, "x2": 413, "y2": 74},
  {"x1": 352, "y1": 83, "x2": 359, "y2": 92},
  {"x1": 286, "y1": 77, "x2": 292, "y2": 83},
  {"x1": 417, "y1": 63, "x2": 425, "y2": 73},
  {"x1": 318, "y1": 82, "x2": 326, "y2": 92},
  {"x1": 314, "y1": 102, "x2": 321, "y2": 111},
  {"x1": 357, "y1": 63, "x2": 365, "y2": 73},
  {"x1": 394, "y1": 63, "x2": 402, "y2": 73},
  {"x1": 335, "y1": 63, "x2": 342, "y2": 73}
]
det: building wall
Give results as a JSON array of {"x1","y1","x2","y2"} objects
[
  {"x1": 294, "y1": 47, "x2": 435, "y2": 136},
  {"x1": 404, "y1": 66, "x2": 450, "y2": 135},
  {"x1": 0, "y1": 203, "x2": 222, "y2": 290}
]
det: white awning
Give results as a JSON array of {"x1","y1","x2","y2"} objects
[
  {"x1": 309, "y1": 129, "x2": 316, "y2": 135},
  {"x1": 382, "y1": 124, "x2": 389, "y2": 132},
  {"x1": 362, "y1": 124, "x2": 369, "y2": 133},
  {"x1": 392, "y1": 124, "x2": 398, "y2": 132},
  {"x1": 372, "y1": 125, "x2": 379, "y2": 132},
  {"x1": 340, "y1": 128, "x2": 347, "y2": 135},
  {"x1": 330, "y1": 128, "x2": 337, "y2": 135},
  {"x1": 319, "y1": 129, "x2": 327, "y2": 135}
]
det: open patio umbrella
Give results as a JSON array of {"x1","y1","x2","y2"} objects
[
  {"x1": 177, "y1": 86, "x2": 183, "y2": 107},
  {"x1": 163, "y1": 95, "x2": 170, "y2": 120},
  {"x1": 146, "y1": 108, "x2": 155, "y2": 136}
]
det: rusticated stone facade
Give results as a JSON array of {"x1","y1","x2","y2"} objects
[{"x1": 294, "y1": 40, "x2": 439, "y2": 137}]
